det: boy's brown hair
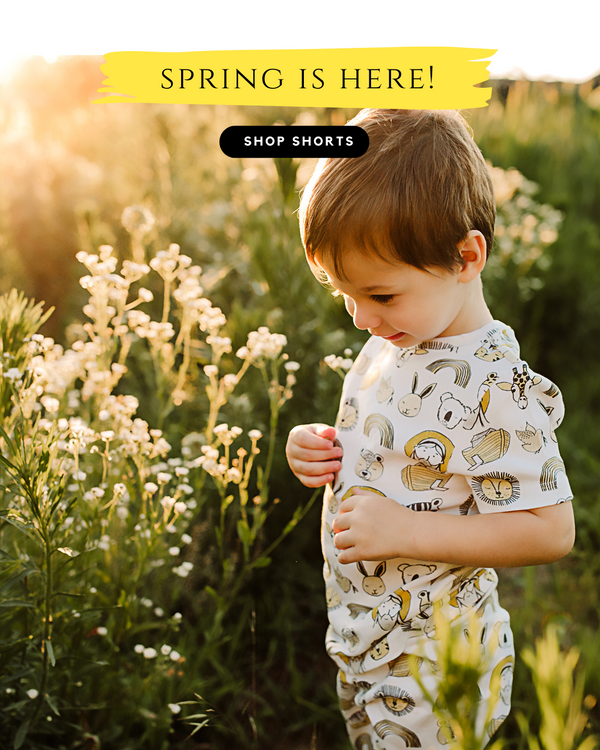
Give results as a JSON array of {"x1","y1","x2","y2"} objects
[{"x1": 299, "y1": 109, "x2": 495, "y2": 277}]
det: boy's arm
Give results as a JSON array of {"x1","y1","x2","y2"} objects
[{"x1": 332, "y1": 490, "x2": 575, "y2": 567}]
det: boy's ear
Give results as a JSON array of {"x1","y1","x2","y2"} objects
[{"x1": 457, "y1": 230, "x2": 486, "y2": 282}]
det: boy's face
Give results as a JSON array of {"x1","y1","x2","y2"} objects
[{"x1": 317, "y1": 248, "x2": 482, "y2": 349}]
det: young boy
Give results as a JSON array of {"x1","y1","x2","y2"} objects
[{"x1": 286, "y1": 109, "x2": 575, "y2": 749}]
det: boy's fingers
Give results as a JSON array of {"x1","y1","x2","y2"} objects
[
  {"x1": 337, "y1": 547, "x2": 358, "y2": 565},
  {"x1": 333, "y1": 530, "x2": 353, "y2": 550},
  {"x1": 289, "y1": 424, "x2": 338, "y2": 446},
  {"x1": 314, "y1": 424, "x2": 337, "y2": 441},
  {"x1": 338, "y1": 496, "x2": 355, "y2": 512},
  {"x1": 290, "y1": 459, "x2": 341, "y2": 477},
  {"x1": 291, "y1": 431, "x2": 341, "y2": 453},
  {"x1": 332, "y1": 514, "x2": 350, "y2": 533},
  {"x1": 289, "y1": 447, "x2": 342, "y2": 465},
  {"x1": 295, "y1": 472, "x2": 335, "y2": 488}
]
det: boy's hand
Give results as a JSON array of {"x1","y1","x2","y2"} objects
[
  {"x1": 332, "y1": 489, "x2": 415, "y2": 564},
  {"x1": 286, "y1": 423, "x2": 343, "y2": 488}
]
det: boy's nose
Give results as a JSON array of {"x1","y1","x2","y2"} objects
[{"x1": 350, "y1": 300, "x2": 382, "y2": 331}]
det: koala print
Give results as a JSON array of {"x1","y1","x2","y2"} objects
[
  {"x1": 397, "y1": 563, "x2": 437, "y2": 585},
  {"x1": 437, "y1": 392, "x2": 472, "y2": 430}
]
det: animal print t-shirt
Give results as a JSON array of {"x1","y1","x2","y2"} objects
[{"x1": 322, "y1": 320, "x2": 572, "y2": 667}]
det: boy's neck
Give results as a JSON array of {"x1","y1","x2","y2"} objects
[{"x1": 448, "y1": 277, "x2": 494, "y2": 338}]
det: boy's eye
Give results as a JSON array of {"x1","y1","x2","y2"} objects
[{"x1": 370, "y1": 294, "x2": 395, "y2": 304}]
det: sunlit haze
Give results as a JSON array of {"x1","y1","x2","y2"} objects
[{"x1": 1, "y1": 0, "x2": 598, "y2": 83}]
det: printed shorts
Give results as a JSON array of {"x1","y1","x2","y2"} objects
[{"x1": 336, "y1": 592, "x2": 514, "y2": 749}]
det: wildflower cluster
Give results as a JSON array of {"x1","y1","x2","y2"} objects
[
  {"x1": 0, "y1": 212, "x2": 305, "y2": 748},
  {"x1": 323, "y1": 349, "x2": 355, "y2": 379},
  {"x1": 486, "y1": 163, "x2": 563, "y2": 302}
]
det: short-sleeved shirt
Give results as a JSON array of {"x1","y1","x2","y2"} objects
[{"x1": 322, "y1": 320, "x2": 572, "y2": 669}]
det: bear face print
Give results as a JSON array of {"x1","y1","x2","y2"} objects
[{"x1": 355, "y1": 447, "x2": 385, "y2": 481}]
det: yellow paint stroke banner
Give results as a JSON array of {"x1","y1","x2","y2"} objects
[{"x1": 95, "y1": 47, "x2": 496, "y2": 108}]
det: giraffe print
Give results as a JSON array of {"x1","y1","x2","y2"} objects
[{"x1": 497, "y1": 364, "x2": 541, "y2": 409}]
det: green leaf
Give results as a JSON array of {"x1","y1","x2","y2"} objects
[
  {"x1": 0, "y1": 513, "x2": 42, "y2": 546},
  {"x1": 44, "y1": 692, "x2": 60, "y2": 716},
  {"x1": 0, "y1": 600, "x2": 35, "y2": 609},
  {"x1": 250, "y1": 556, "x2": 271, "y2": 569},
  {"x1": 46, "y1": 639, "x2": 56, "y2": 667},
  {"x1": 236, "y1": 519, "x2": 251, "y2": 546},
  {"x1": 0, "y1": 566, "x2": 39, "y2": 595},
  {"x1": 14, "y1": 719, "x2": 31, "y2": 750},
  {"x1": 38, "y1": 450, "x2": 49, "y2": 473}
]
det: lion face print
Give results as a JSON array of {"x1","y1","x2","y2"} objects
[{"x1": 471, "y1": 472, "x2": 520, "y2": 506}]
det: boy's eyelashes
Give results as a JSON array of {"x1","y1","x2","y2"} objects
[{"x1": 329, "y1": 289, "x2": 395, "y2": 305}]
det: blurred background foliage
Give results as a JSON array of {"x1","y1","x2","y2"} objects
[{"x1": 0, "y1": 56, "x2": 599, "y2": 748}]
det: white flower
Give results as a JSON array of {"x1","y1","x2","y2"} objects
[
  {"x1": 134, "y1": 644, "x2": 145, "y2": 653},
  {"x1": 154, "y1": 607, "x2": 164, "y2": 617},
  {"x1": 324, "y1": 354, "x2": 354, "y2": 372},
  {"x1": 203, "y1": 365, "x2": 218, "y2": 377},
  {"x1": 144, "y1": 482, "x2": 159, "y2": 494},
  {"x1": 161, "y1": 496, "x2": 176, "y2": 510},
  {"x1": 245, "y1": 327, "x2": 287, "y2": 359},
  {"x1": 98, "y1": 535, "x2": 110, "y2": 551},
  {"x1": 169, "y1": 650, "x2": 181, "y2": 661},
  {"x1": 172, "y1": 612, "x2": 182, "y2": 622},
  {"x1": 157, "y1": 472, "x2": 172, "y2": 484},
  {"x1": 143, "y1": 647, "x2": 157, "y2": 659},
  {"x1": 5, "y1": 368, "x2": 22, "y2": 381},
  {"x1": 27, "y1": 689, "x2": 39, "y2": 699},
  {"x1": 121, "y1": 205, "x2": 155, "y2": 234},
  {"x1": 181, "y1": 561, "x2": 193, "y2": 571},
  {"x1": 161, "y1": 644, "x2": 172, "y2": 656},
  {"x1": 181, "y1": 533, "x2": 192, "y2": 545},
  {"x1": 284, "y1": 361, "x2": 300, "y2": 372},
  {"x1": 41, "y1": 396, "x2": 60, "y2": 413},
  {"x1": 141, "y1": 598, "x2": 153, "y2": 608},
  {"x1": 97, "y1": 626, "x2": 108, "y2": 636},
  {"x1": 168, "y1": 547, "x2": 180, "y2": 556},
  {"x1": 177, "y1": 483, "x2": 193, "y2": 495},
  {"x1": 226, "y1": 467, "x2": 242, "y2": 483},
  {"x1": 138, "y1": 288, "x2": 154, "y2": 302},
  {"x1": 174, "y1": 501, "x2": 187, "y2": 514},
  {"x1": 168, "y1": 703, "x2": 181, "y2": 714},
  {"x1": 173, "y1": 566, "x2": 189, "y2": 578},
  {"x1": 248, "y1": 430, "x2": 262, "y2": 440}
]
